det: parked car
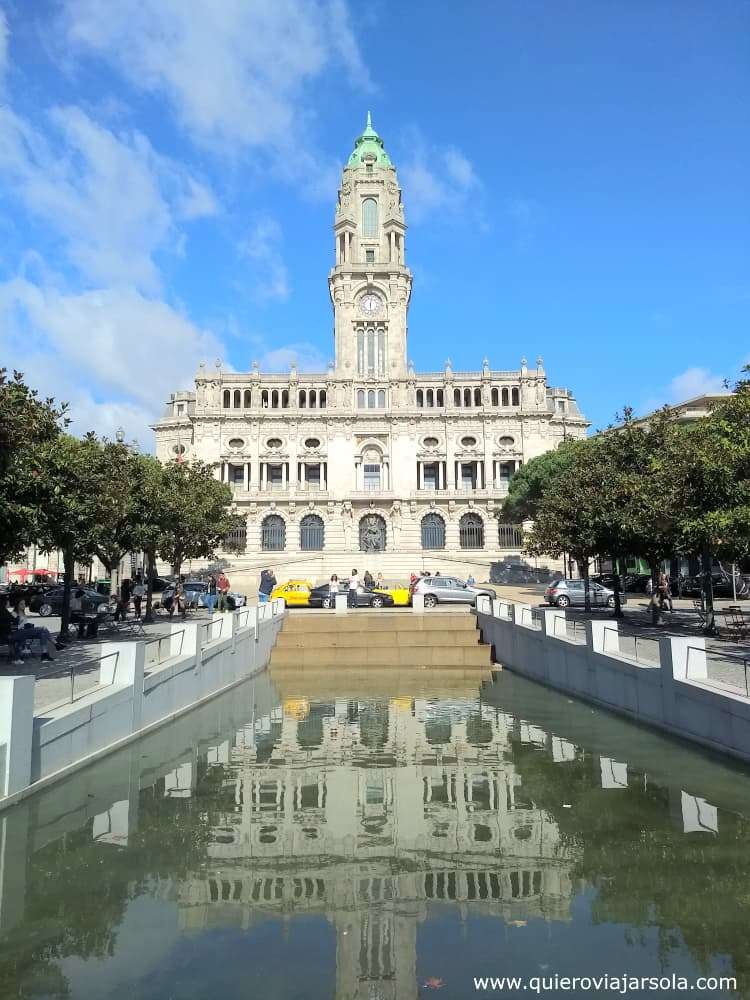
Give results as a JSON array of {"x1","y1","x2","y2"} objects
[
  {"x1": 410, "y1": 575, "x2": 494, "y2": 609},
  {"x1": 490, "y1": 560, "x2": 554, "y2": 585},
  {"x1": 28, "y1": 586, "x2": 113, "y2": 618},
  {"x1": 372, "y1": 583, "x2": 411, "y2": 606},
  {"x1": 270, "y1": 580, "x2": 314, "y2": 607},
  {"x1": 544, "y1": 578, "x2": 627, "y2": 609},
  {"x1": 166, "y1": 580, "x2": 247, "y2": 610},
  {"x1": 679, "y1": 573, "x2": 749, "y2": 599},
  {"x1": 308, "y1": 583, "x2": 394, "y2": 609}
]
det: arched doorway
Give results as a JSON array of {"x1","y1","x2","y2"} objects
[
  {"x1": 421, "y1": 512, "x2": 446, "y2": 550},
  {"x1": 300, "y1": 514, "x2": 325, "y2": 551},
  {"x1": 261, "y1": 514, "x2": 286, "y2": 551},
  {"x1": 459, "y1": 513, "x2": 484, "y2": 549}
]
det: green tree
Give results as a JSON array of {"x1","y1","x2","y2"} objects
[
  {"x1": 155, "y1": 459, "x2": 235, "y2": 578},
  {"x1": 502, "y1": 442, "x2": 578, "y2": 522},
  {"x1": 524, "y1": 439, "x2": 608, "y2": 610},
  {"x1": 0, "y1": 369, "x2": 67, "y2": 566},
  {"x1": 33, "y1": 435, "x2": 125, "y2": 635}
]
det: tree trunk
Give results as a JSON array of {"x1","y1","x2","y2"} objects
[
  {"x1": 60, "y1": 547, "x2": 75, "y2": 639},
  {"x1": 581, "y1": 559, "x2": 591, "y2": 612},
  {"x1": 144, "y1": 549, "x2": 156, "y2": 623},
  {"x1": 611, "y1": 554, "x2": 624, "y2": 618},
  {"x1": 701, "y1": 546, "x2": 716, "y2": 635}
]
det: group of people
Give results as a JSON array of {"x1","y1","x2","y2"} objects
[
  {"x1": 115, "y1": 571, "x2": 232, "y2": 620},
  {"x1": 0, "y1": 594, "x2": 62, "y2": 665}
]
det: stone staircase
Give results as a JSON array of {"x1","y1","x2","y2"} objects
[{"x1": 268, "y1": 610, "x2": 493, "y2": 674}]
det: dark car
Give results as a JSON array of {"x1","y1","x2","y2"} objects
[
  {"x1": 308, "y1": 583, "x2": 394, "y2": 609},
  {"x1": 28, "y1": 586, "x2": 112, "y2": 617}
]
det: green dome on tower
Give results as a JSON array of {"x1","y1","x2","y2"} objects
[{"x1": 347, "y1": 112, "x2": 392, "y2": 168}]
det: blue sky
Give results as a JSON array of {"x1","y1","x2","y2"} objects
[{"x1": 0, "y1": 0, "x2": 748, "y2": 445}]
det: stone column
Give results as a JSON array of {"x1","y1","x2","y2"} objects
[
  {"x1": 261, "y1": 462, "x2": 267, "y2": 491},
  {"x1": 281, "y1": 463, "x2": 287, "y2": 489},
  {"x1": 438, "y1": 461, "x2": 445, "y2": 490},
  {"x1": 245, "y1": 462, "x2": 250, "y2": 491},
  {"x1": 300, "y1": 462, "x2": 306, "y2": 488}
]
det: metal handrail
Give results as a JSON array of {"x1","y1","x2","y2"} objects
[
  {"x1": 145, "y1": 629, "x2": 185, "y2": 666},
  {"x1": 41, "y1": 649, "x2": 121, "y2": 706},
  {"x1": 200, "y1": 617, "x2": 224, "y2": 648},
  {"x1": 235, "y1": 609, "x2": 251, "y2": 630},
  {"x1": 686, "y1": 645, "x2": 750, "y2": 697}
]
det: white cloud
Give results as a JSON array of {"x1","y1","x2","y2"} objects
[
  {"x1": 239, "y1": 218, "x2": 289, "y2": 301},
  {"x1": 0, "y1": 104, "x2": 217, "y2": 292},
  {"x1": 59, "y1": 0, "x2": 372, "y2": 190},
  {"x1": 667, "y1": 367, "x2": 728, "y2": 402},
  {"x1": 399, "y1": 136, "x2": 480, "y2": 224},
  {"x1": 0, "y1": 276, "x2": 224, "y2": 442}
]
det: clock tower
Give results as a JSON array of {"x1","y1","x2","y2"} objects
[{"x1": 329, "y1": 113, "x2": 412, "y2": 380}]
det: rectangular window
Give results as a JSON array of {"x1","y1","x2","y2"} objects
[
  {"x1": 460, "y1": 463, "x2": 476, "y2": 489},
  {"x1": 232, "y1": 465, "x2": 245, "y2": 484},
  {"x1": 423, "y1": 463, "x2": 438, "y2": 490},
  {"x1": 176, "y1": 403, "x2": 185, "y2": 415},
  {"x1": 363, "y1": 464, "x2": 381, "y2": 491},
  {"x1": 268, "y1": 464, "x2": 283, "y2": 486},
  {"x1": 306, "y1": 464, "x2": 321, "y2": 487},
  {"x1": 365, "y1": 248, "x2": 375, "y2": 263},
  {"x1": 367, "y1": 329, "x2": 375, "y2": 374},
  {"x1": 357, "y1": 329, "x2": 364, "y2": 375}
]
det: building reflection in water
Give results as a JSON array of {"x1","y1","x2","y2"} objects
[{"x1": 178, "y1": 693, "x2": 576, "y2": 1000}]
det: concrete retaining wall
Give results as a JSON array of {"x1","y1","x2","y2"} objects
[
  {"x1": 0, "y1": 600, "x2": 286, "y2": 807},
  {"x1": 476, "y1": 596, "x2": 750, "y2": 764}
]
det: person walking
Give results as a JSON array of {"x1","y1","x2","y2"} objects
[
  {"x1": 132, "y1": 574, "x2": 146, "y2": 619},
  {"x1": 658, "y1": 570, "x2": 673, "y2": 612},
  {"x1": 348, "y1": 569, "x2": 359, "y2": 608},
  {"x1": 363, "y1": 569, "x2": 374, "y2": 588},
  {"x1": 205, "y1": 575, "x2": 218, "y2": 615},
  {"x1": 258, "y1": 568, "x2": 276, "y2": 605},
  {"x1": 217, "y1": 570, "x2": 231, "y2": 612},
  {"x1": 328, "y1": 573, "x2": 339, "y2": 609}
]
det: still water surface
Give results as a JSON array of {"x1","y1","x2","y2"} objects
[{"x1": 1, "y1": 668, "x2": 748, "y2": 999}]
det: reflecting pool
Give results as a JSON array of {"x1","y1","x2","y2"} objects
[{"x1": 1, "y1": 667, "x2": 749, "y2": 999}]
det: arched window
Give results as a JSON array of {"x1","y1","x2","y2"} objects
[
  {"x1": 281, "y1": 389, "x2": 289, "y2": 408},
  {"x1": 421, "y1": 512, "x2": 446, "y2": 550},
  {"x1": 319, "y1": 389, "x2": 327, "y2": 408},
  {"x1": 416, "y1": 389, "x2": 424, "y2": 407},
  {"x1": 261, "y1": 390, "x2": 269, "y2": 408},
  {"x1": 224, "y1": 520, "x2": 247, "y2": 553},
  {"x1": 498, "y1": 522, "x2": 524, "y2": 548},
  {"x1": 377, "y1": 389, "x2": 386, "y2": 407},
  {"x1": 223, "y1": 389, "x2": 231, "y2": 408},
  {"x1": 309, "y1": 389, "x2": 317, "y2": 409},
  {"x1": 357, "y1": 389, "x2": 366, "y2": 408},
  {"x1": 243, "y1": 389, "x2": 252, "y2": 408},
  {"x1": 299, "y1": 390, "x2": 306, "y2": 408},
  {"x1": 491, "y1": 388, "x2": 499, "y2": 406},
  {"x1": 271, "y1": 390, "x2": 279, "y2": 409},
  {"x1": 454, "y1": 388, "x2": 461, "y2": 406},
  {"x1": 474, "y1": 387, "x2": 482, "y2": 407},
  {"x1": 261, "y1": 514, "x2": 286, "y2": 551},
  {"x1": 463, "y1": 387, "x2": 471, "y2": 407},
  {"x1": 359, "y1": 513, "x2": 387, "y2": 552},
  {"x1": 426, "y1": 389, "x2": 434, "y2": 407},
  {"x1": 233, "y1": 389, "x2": 241, "y2": 408},
  {"x1": 512, "y1": 387, "x2": 520, "y2": 406},
  {"x1": 362, "y1": 197, "x2": 378, "y2": 237},
  {"x1": 437, "y1": 388, "x2": 444, "y2": 407},
  {"x1": 502, "y1": 387, "x2": 509, "y2": 406},
  {"x1": 300, "y1": 514, "x2": 325, "y2": 551},
  {"x1": 367, "y1": 389, "x2": 376, "y2": 408},
  {"x1": 459, "y1": 513, "x2": 484, "y2": 549}
]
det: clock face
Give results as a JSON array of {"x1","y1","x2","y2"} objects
[{"x1": 359, "y1": 292, "x2": 382, "y2": 316}]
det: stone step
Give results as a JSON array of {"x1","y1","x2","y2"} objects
[
  {"x1": 269, "y1": 644, "x2": 492, "y2": 668},
  {"x1": 270, "y1": 667, "x2": 491, "y2": 686},
  {"x1": 280, "y1": 611, "x2": 478, "y2": 634},
  {"x1": 275, "y1": 628, "x2": 483, "y2": 649}
]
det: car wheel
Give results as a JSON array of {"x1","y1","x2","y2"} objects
[
  {"x1": 607, "y1": 596, "x2": 616, "y2": 608},
  {"x1": 371, "y1": 595, "x2": 384, "y2": 609},
  {"x1": 555, "y1": 595, "x2": 570, "y2": 608},
  {"x1": 423, "y1": 594, "x2": 438, "y2": 609},
  {"x1": 322, "y1": 597, "x2": 332, "y2": 609},
  {"x1": 38, "y1": 603, "x2": 53, "y2": 617}
]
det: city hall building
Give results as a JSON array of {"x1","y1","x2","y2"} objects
[{"x1": 154, "y1": 116, "x2": 587, "y2": 578}]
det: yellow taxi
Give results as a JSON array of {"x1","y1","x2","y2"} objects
[
  {"x1": 270, "y1": 580, "x2": 314, "y2": 607},
  {"x1": 372, "y1": 583, "x2": 411, "y2": 607}
]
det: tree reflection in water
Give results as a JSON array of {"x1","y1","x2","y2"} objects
[{"x1": 1, "y1": 673, "x2": 749, "y2": 999}]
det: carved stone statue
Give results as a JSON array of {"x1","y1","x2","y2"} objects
[{"x1": 360, "y1": 514, "x2": 386, "y2": 552}]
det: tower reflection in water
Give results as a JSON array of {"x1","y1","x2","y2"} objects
[
  {"x1": 180, "y1": 693, "x2": 575, "y2": 1000},
  {"x1": 2, "y1": 669, "x2": 748, "y2": 1000}
]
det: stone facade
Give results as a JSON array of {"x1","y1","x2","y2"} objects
[{"x1": 153, "y1": 116, "x2": 588, "y2": 577}]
